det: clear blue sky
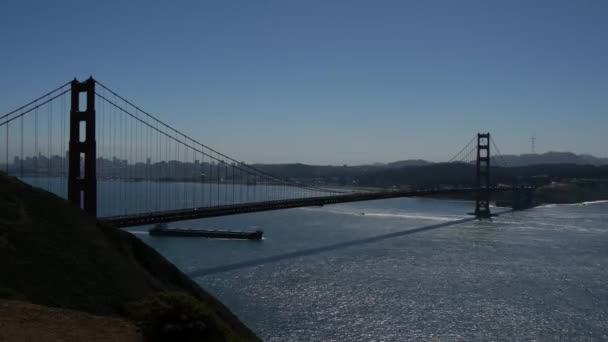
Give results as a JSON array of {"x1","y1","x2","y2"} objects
[{"x1": 1, "y1": 0, "x2": 606, "y2": 164}]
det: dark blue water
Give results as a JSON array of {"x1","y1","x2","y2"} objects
[
  {"x1": 21, "y1": 176, "x2": 324, "y2": 217},
  {"x1": 20, "y1": 178, "x2": 608, "y2": 340},
  {"x1": 132, "y1": 197, "x2": 608, "y2": 341}
]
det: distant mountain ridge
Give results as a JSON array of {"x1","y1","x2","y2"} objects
[
  {"x1": 386, "y1": 159, "x2": 433, "y2": 168},
  {"x1": 250, "y1": 153, "x2": 607, "y2": 182},
  {"x1": 364, "y1": 160, "x2": 432, "y2": 168},
  {"x1": 491, "y1": 152, "x2": 608, "y2": 167},
  {"x1": 372, "y1": 152, "x2": 608, "y2": 168}
]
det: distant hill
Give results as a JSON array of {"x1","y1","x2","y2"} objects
[
  {"x1": 386, "y1": 159, "x2": 433, "y2": 168},
  {"x1": 373, "y1": 152, "x2": 608, "y2": 168},
  {"x1": 357, "y1": 162, "x2": 608, "y2": 188},
  {"x1": 249, "y1": 153, "x2": 608, "y2": 187},
  {"x1": 492, "y1": 152, "x2": 608, "y2": 167},
  {"x1": 252, "y1": 153, "x2": 607, "y2": 176}
]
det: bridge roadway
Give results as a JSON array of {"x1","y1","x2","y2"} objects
[{"x1": 101, "y1": 186, "x2": 532, "y2": 228}]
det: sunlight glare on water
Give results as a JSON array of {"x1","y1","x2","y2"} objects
[{"x1": 132, "y1": 196, "x2": 608, "y2": 341}]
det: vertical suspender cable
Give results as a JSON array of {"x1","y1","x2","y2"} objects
[
  {"x1": 216, "y1": 157, "x2": 220, "y2": 206},
  {"x1": 131, "y1": 106, "x2": 136, "y2": 212},
  {"x1": 48, "y1": 95, "x2": 52, "y2": 192},
  {"x1": 99, "y1": 92, "x2": 103, "y2": 212},
  {"x1": 156, "y1": 120, "x2": 160, "y2": 211},
  {"x1": 61, "y1": 93, "x2": 66, "y2": 198},
  {"x1": 208, "y1": 152, "x2": 212, "y2": 206},
  {"x1": 232, "y1": 162, "x2": 235, "y2": 204},
  {"x1": 122, "y1": 98, "x2": 127, "y2": 215},
  {"x1": 174, "y1": 132, "x2": 177, "y2": 208},
  {"x1": 20, "y1": 114, "x2": 23, "y2": 178},
  {"x1": 5, "y1": 122, "x2": 8, "y2": 173},
  {"x1": 184, "y1": 145, "x2": 187, "y2": 207},
  {"x1": 203, "y1": 149, "x2": 208, "y2": 207},
  {"x1": 34, "y1": 108, "x2": 38, "y2": 178},
  {"x1": 224, "y1": 160, "x2": 227, "y2": 204}
]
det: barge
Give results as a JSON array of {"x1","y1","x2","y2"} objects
[{"x1": 149, "y1": 224, "x2": 263, "y2": 240}]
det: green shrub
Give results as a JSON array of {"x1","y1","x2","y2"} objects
[{"x1": 129, "y1": 291, "x2": 224, "y2": 342}]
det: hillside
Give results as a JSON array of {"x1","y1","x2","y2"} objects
[
  {"x1": 0, "y1": 172, "x2": 259, "y2": 341},
  {"x1": 358, "y1": 163, "x2": 608, "y2": 188},
  {"x1": 492, "y1": 152, "x2": 608, "y2": 167},
  {"x1": 247, "y1": 153, "x2": 608, "y2": 188},
  {"x1": 0, "y1": 300, "x2": 144, "y2": 341}
]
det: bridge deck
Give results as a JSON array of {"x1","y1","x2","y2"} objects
[{"x1": 101, "y1": 187, "x2": 528, "y2": 228}]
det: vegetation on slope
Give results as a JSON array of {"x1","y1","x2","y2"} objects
[{"x1": 0, "y1": 172, "x2": 259, "y2": 341}]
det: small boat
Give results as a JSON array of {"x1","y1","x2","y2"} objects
[{"x1": 148, "y1": 224, "x2": 263, "y2": 240}]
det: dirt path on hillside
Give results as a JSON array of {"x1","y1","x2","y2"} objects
[{"x1": 0, "y1": 300, "x2": 144, "y2": 342}]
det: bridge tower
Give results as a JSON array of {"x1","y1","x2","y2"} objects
[
  {"x1": 475, "y1": 132, "x2": 492, "y2": 218},
  {"x1": 68, "y1": 78, "x2": 97, "y2": 216}
]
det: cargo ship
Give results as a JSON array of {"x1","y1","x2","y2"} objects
[{"x1": 148, "y1": 224, "x2": 263, "y2": 240}]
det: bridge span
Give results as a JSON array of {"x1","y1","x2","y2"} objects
[{"x1": 101, "y1": 186, "x2": 532, "y2": 228}]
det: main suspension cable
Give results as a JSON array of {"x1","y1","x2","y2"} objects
[
  {"x1": 95, "y1": 92, "x2": 340, "y2": 195},
  {"x1": 448, "y1": 135, "x2": 476, "y2": 163},
  {"x1": 0, "y1": 81, "x2": 71, "y2": 121},
  {"x1": 0, "y1": 89, "x2": 71, "y2": 127},
  {"x1": 94, "y1": 80, "x2": 344, "y2": 194}
]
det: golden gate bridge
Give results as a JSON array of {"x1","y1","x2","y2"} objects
[{"x1": 0, "y1": 77, "x2": 534, "y2": 227}]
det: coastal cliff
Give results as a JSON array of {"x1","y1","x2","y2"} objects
[{"x1": 0, "y1": 172, "x2": 259, "y2": 341}]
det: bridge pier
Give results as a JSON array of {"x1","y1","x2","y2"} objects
[
  {"x1": 67, "y1": 77, "x2": 97, "y2": 216},
  {"x1": 511, "y1": 187, "x2": 535, "y2": 210}
]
